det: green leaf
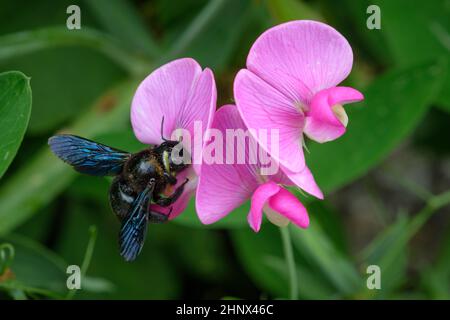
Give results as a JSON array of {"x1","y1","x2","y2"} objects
[
  {"x1": 377, "y1": 0, "x2": 449, "y2": 67},
  {"x1": 0, "y1": 26, "x2": 153, "y2": 133},
  {"x1": 374, "y1": 0, "x2": 450, "y2": 111},
  {"x1": 289, "y1": 221, "x2": 362, "y2": 296},
  {"x1": 0, "y1": 0, "x2": 157, "y2": 133},
  {"x1": 166, "y1": 0, "x2": 227, "y2": 59},
  {"x1": 0, "y1": 234, "x2": 67, "y2": 298},
  {"x1": 2, "y1": 48, "x2": 125, "y2": 134},
  {"x1": 0, "y1": 27, "x2": 151, "y2": 76},
  {"x1": 177, "y1": 0, "x2": 253, "y2": 74},
  {"x1": 307, "y1": 60, "x2": 446, "y2": 193},
  {"x1": 0, "y1": 0, "x2": 84, "y2": 35},
  {"x1": 0, "y1": 71, "x2": 31, "y2": 178},
  {"x1": 421, "y1": 223, "x2": 450, "y2": 299},
  {"x1": 96, "y1": 129, "x2": 147, "y2": 153},
  {"x1": 331, "y1": 0, "x2": 393, "y2": 66},
  {"x1": 266, "y1": 0, "x2": 323, "y2": 22},
  {"x1": 359, "y1": 214, "x2": 409, "y2": 298},
  {"x1": 359, "y1": 190, "x2": 450, "y2": 298},
  {"x1": 84, "y1": 0, "x2": 160, "y2": 58},
  {"x1": 306, "y1": 201, "x2": 348, "y2": 255}
]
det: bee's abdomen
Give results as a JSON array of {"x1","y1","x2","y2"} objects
[{"x1": 109, "y1": 176, "x2": 137, "y2": 221}]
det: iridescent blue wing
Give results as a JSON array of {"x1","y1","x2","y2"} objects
[
  {"x1": 48, "y1": 134, "x2": 130, "y2": 176},
  {"x1": 119, "y1": 180, "x2": 155, "y2": 262}
]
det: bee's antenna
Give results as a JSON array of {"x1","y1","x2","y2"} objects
[{"x1": 161, "y1": 116, "x2": 169, "y2": 142}]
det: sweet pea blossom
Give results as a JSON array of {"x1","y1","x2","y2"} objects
[
  {"x1": 234, "y1": 20, "x2": 364, "y2": 178},
  {"x1": 131, "y1": 58, "x2": 216, "y2": 218},
  {"x1": 196, "y1": 105, "x2": 322, "y2": 232}
]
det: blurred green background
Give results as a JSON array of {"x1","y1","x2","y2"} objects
[{"x1": 0, "y1": 0, "x2": 449, "y2": 299}]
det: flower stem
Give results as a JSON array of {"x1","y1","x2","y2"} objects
[
  {"x1": 66, "y1": 226, "x2": 97, "y2": 300},
  {"x1": 280, "y1": 226, "x2": 298, "y2": 300},
  {"x1": 407, "y1": 189, "x2": 450, "y2": 237},
  {"x1": 0, "y1": 243, "x2": 14, "y2": 276}
]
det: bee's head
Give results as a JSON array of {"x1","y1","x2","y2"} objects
[
  {"x1": 157, "y1": 140, "x2": 190, "y2": 174},
  {"x1": 157, "y1": 116, "x2": 190, "y2": 174}
]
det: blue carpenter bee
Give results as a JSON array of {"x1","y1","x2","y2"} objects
[{"x1": 48, "y1": 119, "x2": 189, "y2": 262}]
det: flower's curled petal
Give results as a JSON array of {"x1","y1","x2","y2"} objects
[
  {"x1": 234, "y1": 69, "x2": 305, "y2": 173},
  {"x1": 246, "y1": 20, "x2": 353, "y2": 104},
  {"x1": 248, "y1": 181, "x2": 281, "y2": 232},
  {"x1": 264, "y1": 204, "x2": 290, "y2": 227},
  {"x1": 268, "y1": 188, "x2": 309, "y2": 229},
  {"x1": 281, "y1": 165, "x2": 324, "y2": 199},
  {"x1": 304, "y1": 86, "x2": 364, "y2": 143}
]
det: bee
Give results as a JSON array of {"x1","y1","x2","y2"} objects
[{"x1": 48, "y1": 118, "x2": 189, "y2": 262}]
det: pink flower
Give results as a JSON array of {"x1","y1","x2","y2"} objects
[
  {"x1": 131, "y1": 58, "x2": 216, "y2": 218},
  {"x1": 234, "y1": 20, "x2": 364, "y2": 177},
  {"x1": 196, "y1": 105, "x2": 322, "y2": 232}
]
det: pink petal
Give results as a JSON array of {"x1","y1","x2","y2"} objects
[
  {"x1": 281, "y1": 165, "x2": 324, "y2": 199},
  {"x1": 180, "y1": 68, "x2": 217, "y2": 172},
  {"x1": 131, "y1": 58, "x2": 216, "y2": 149},
  {"x1": 269, "y1": 165, "x2": 295, "y2": 186},
  {"x1": 268, "y1": 188, "x2": 309, "y2": 229},
  {"x1": 248, "y1": 181, "x2": 281, "y2": 232},
  {"x1": 246, "y1": 20, "x2": 353, "y2": 104},
  {"x1": 195, "y1": 158, "x2": 254, "y2": 224},
  {"x1": 234, "y1": 69, "x2": 305, "y2": 173},
  {"x1": 304, "y1": 86, "x2": 364, "y2": 143},
  {"x1": 196, "y1": 105, "x2": 260, "y2": 224},
  {"x1": 265, "y1": 161, "x2": 322, "y2": 199}
]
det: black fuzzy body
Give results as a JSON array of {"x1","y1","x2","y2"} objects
[
  {"x1": 108, "y1": 146, "x2": 182, "y2": 221},
  {"x1": 48, "y1": 134, "x2": 188, "y2": 261}
]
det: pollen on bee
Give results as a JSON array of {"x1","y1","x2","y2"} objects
[{"x1": 162, "y1": 184, "x2": 175, "y2": 197}]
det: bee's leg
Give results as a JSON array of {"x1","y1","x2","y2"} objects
[
  {"x1": 148, "y1": 207, "x2": 172, "y2": 224},
  {"x1": 154, "y1": 178, "x2": 189, "y2": 207},
  {"x1": 163, "y1": 172, "x2": 177, "y2": 185}
]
